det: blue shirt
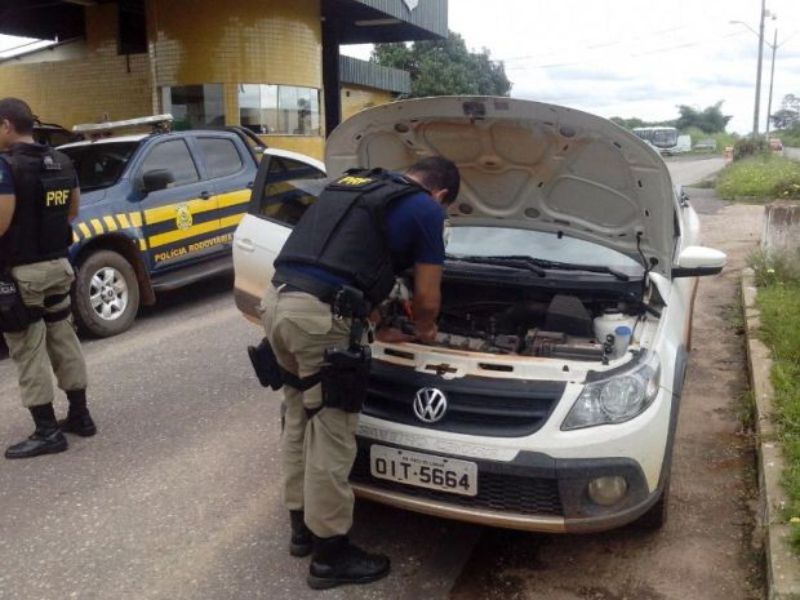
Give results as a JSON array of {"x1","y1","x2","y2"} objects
[
  {"x1": 288, "y1": 189, "x2": 446, "y2": 287},
  {"x1": 0, "y1": 157, "x2": 14, "y2": 195}
]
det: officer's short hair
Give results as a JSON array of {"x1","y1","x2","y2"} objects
[
  {"x1": 406, "y1": 156, "x2": 460, "y2": 205},
  {"x1": 0, "y1": 98, "x2": 36, "y2": 135}
]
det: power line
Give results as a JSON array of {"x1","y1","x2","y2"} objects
[
  {"x1": 505, "y1": 30, "x2": 749, "y2": 71},
  {"x1": 500, "y1": 25, "x2": 689, "y2": 63}
]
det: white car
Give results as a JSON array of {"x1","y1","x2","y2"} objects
[{"x1": 233, "y1": 97, "x2": 726, "y2": 532}]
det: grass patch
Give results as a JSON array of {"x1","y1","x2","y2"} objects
[
  {"x1": 682, "y1": 127, "x2": 738, "y2": 155},
  {"x1": 752, "y1": 252, "x2": 800, "y2": 550},
  {"x1": 716, "y1": 154, "x2": 800, "y2": 202}
]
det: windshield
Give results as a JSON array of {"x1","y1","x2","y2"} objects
[
  {"x1": 446, "y1": 226, "x2": 643, "y2": 271},
  {"x1": 61, "y1": 142, "x2": 140, "y2": 192}
]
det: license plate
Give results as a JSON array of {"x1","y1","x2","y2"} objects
[{"x1": 369, "y1": 445, "x2": 478, "y2": 497}]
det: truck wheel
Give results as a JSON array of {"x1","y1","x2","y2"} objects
[
  {"x1": 634, "y1": 479, "x2": 670, "y2": 531},
  {"x1": 74, "y1": 250, "x2": 140, "y2": 338}
]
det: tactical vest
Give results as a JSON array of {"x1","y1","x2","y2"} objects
[
  {"x1": 274, "y1": 169, "x2": 425, "y2": 305},
  {"x1": 0, "y1": 143, "x2": 76, "y2": 266}
]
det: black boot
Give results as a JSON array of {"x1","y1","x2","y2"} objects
[
  {"x1": 59, "y1": 390, "x2": 96, "y2": 437},
  {"x1": 307, "y1": 535, "x2": 390, "y2": 590},
  {"x1": 289, "y1": 511, "x2": 312, "y2": 557},
  {"x1": 5, "y1": 403, "x2": 68, "y2": 459}
]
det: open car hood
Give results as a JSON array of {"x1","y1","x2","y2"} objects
[{"x1": 325, "y1": 97, "x2": 677, "y2": 277}]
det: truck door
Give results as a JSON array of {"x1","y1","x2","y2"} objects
[
  {"x1": 194, "y1": 135, "x2": 253, "y2": 252},
  {"x1": 136, "y1": 138, "x2": 220, "y2": 272}
]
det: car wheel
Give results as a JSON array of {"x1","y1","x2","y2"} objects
[
  {"x1": 74, "y1": 250, "x2": 140, "y2": 338},
  {"x1": 634, "y1": 478, "x2": 670, "y2": 530}
]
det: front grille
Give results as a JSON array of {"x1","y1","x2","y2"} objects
[
  {"x1": 363, "y1": 361, "x2": 565, "y2": 437},
  {"x1": 350, "y1": 446, "x2": 563, "y2": 516}
]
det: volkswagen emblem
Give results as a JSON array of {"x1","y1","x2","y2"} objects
[{"x1": 413, "y1": 388, "x2": 448, "y2": 424}]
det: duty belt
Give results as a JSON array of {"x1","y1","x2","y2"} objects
[{"x1": 272, "y1": 270, "x2": 341, "y2": 305}]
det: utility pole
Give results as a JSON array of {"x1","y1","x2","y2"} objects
[
  {"x1": 753, "y1": 0, "x2": 766, "y2": 137},
  {"x1": 765, "y1": 28, "x2": 778, "y2": 137}
]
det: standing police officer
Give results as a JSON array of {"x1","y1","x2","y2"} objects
[
  {"x1": 260, "y1": 157, "x2": 459, "y2": 590},
  {"x1": 0, "y1": 98, "x2": 95, "y2": 459}
]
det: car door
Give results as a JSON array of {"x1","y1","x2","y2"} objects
[
  {"x1": 136, "y1": 137, "x2": 220, "y2": 272},
  {"x1": 233, "y1": 154, "x2": 326, "y2": 320},
  {"x1": 194, "y1": 135, "x2": 254, "y2": 253}
]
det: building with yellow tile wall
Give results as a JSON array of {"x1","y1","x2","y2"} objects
[{"x1": 0, "y1": 0, "x2": 443, "y2": 161}]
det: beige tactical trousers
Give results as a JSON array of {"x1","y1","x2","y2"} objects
[
  {"x1": 3, "y1": 258, "x2": 88, "y2": 408},
  {"x1": 260, "y1": 285, "x2": 360, "y2": 538}
]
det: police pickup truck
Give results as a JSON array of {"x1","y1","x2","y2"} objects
[{"x1": 59, "y1": 116, "x2": 323, "y2": 337}]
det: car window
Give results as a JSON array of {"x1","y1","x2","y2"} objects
[
  {"x1": 139, "y1": 139, "x2": 199, "y2": 186},
  {"x1": 258, "y1": 156, "x2": 326, "y2": 225},
  {"x1": 60, "y1": 142, "x2": 140, "y2": 192},
  {"x1": 447, "y1": 226, "x2": 643, "y2": 271},
  {"x1": 197, "y1": 137, "x2": 243, "y2": 178}
]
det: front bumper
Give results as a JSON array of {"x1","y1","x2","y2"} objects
[{"x1": 350, "y1": 439, "x2": 665, "y2": 533}]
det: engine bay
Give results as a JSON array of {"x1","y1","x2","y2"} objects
[{"x1": 381, "y1": 274, "x2": 658, "y2": 363}]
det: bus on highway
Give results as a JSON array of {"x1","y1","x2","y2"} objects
[{"x1": 632, "y1": 126, "x2": 690, "y2": 155}]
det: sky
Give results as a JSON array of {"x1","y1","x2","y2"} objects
[
  {"x1": 1, "y1": 1, "x2": 797, "y2": 135},
  {"x1": 342, "y1": 0, "x2": 800, "y2": 134}
]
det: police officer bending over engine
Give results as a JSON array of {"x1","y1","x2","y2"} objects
[
  {"x1": 0, "y1": 98, "x2": 96, "y2": 459},
  {"x1": 256, "y1": 157, "x2": 459, "y2": 589}
]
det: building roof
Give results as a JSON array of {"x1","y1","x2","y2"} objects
[
  {"x1": 324, "y1": 0, "x2": 447, "y2": 44},
  {"x1": 0, "y1": 0, "x2": 447, "y2": 45},
  {"x1": 339, "y1": 56, "x2": 411, "y2": 94}
]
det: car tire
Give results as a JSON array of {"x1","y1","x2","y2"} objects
[
  {"x1": 73, "y1": 250, "x2": 140, "y2": 338},
  {"x1": 634, "y1": 478, "x2": 670, "y2": 530}
]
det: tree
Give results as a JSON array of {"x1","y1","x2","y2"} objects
[
  {"x1": 782, "y1": 93, "x2": 800, "y2": 114},
  {"x1": 372, "y1": 31, "x2": 511, "y2": 98},
  {"x1": 770, "y1": 109, "x2": 799, "y2": 130},
  {"x1": 771, "y1": 94, "x2": 800, "y2": 130},
  {"x1": 674, "y1": 101, "x2": 732, "y2": 134}
]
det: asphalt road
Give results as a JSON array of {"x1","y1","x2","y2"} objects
[{"x1": 0, "y1": 156, "x2": 745, "y2": 600}]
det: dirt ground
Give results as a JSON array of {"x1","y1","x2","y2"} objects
[{"x1": 451, "y1": 191, "x2": 766, "y2": 600}]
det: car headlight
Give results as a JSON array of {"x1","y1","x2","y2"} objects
[{"x1": 562, "y1": 353, "x2": 661, "y2": 430}]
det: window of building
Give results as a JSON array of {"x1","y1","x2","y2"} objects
[
  {"x1": 197, "y1": 137, "x2": 243, "y2": 179},
  {"x1": 162, "y1": 85, "x2": 225, "y2": 130},
  {"x1": 140, "y1": 140, "x2": 199, "y2": 186},
  {"x1": 259, "y1": 156, "x2": 326, "y2": 225},
  {"x1": 239, "y1": 84, "x2": 321, "y2": 136}
]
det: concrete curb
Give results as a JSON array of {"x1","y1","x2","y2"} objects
[{"x1": 741, "y1": 268, "x2": 800, "y2": 599}]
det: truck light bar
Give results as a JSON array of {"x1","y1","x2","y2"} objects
[{"x1": 73, "y1": 114, "x2": 174, "y2": 134}]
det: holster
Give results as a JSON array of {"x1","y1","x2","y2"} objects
[
  {"x1": 321, "y1": 344, "x2": 372, "y2": 413},
  {"x1": 248, "y1": 337, "x2": 321, "y2": 392},
  {"x1": 248, "y1": 337, "x2": 287, "y2": 391},
  {"x1": 0, "y1": 271, "x2": 35, "y2": 333}
]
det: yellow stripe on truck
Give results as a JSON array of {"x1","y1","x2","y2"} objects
[
  {"x1": 117, "y1": 213, "x2": 131, "y2": 229},
  {"x1": 219, "y1": 214, "x2": 244, "y2": 229},
  {"x1": 216, "y1": 190, "x2": 251, "y2": 209},
  {"x1": 144, "y1": 198, "x2": 217, "y2": 225},
  {"x1": 103, "y1": 216, "x2": 118, "y2": 232},
  {"x1": 78, "y1": 222, "x2": 92, "y2": 238},
  {"x1": 90, "y1": 219, "x2": 104, "y2": 235},
  {"x1": 148, "y1": 220, "x2": 222, "y2": 249},
  {"x1": 129, "y1": 212, "x2": 143, "y2": 228}
]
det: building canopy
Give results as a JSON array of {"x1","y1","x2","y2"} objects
[{"x1": 0, "y1": 0, "x2": 446, "y2": 47}]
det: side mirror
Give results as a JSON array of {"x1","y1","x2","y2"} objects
[
  {"x1": 672, "y1": 246, "x2": 726, "y2": 278},
  {"x1": 141, "y1": 169, "x2": 175, "y2": 194}
]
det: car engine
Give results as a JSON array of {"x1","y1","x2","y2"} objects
[{"x1": 381, "y1": 278, "x2": 645, "y2": 362}]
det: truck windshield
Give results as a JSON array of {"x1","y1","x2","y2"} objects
[{"x1": 61, "y1": 142, "x2": 140, "y2": 192}]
